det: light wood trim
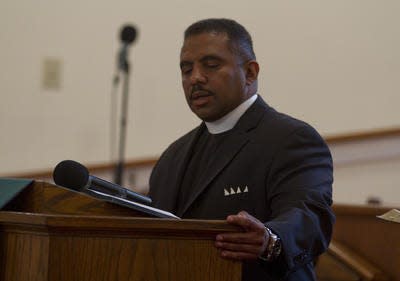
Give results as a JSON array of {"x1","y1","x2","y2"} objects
[
  {"x1": 7, "y1": 127, "x2": 400, "y2": 179},
  {"x1": 7, "y1": 157, "x2": 159, "y2": 179},
  {"x1": 332, "y1": 204, "x2": 396, "y2": 216},
  {"x1": 0, "y1": 212, "x2": 239, "y2": 239},
  {"x1": 325, "y1": 127, "x2": 400, "y2": 144}
]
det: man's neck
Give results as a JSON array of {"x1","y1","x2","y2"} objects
[{"x1": 205, "y1": 94, "x2": 258, "y2": 134}]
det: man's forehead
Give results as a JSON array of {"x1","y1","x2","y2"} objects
[{"x1": 180, "y1": 32, "x2": 231, "y2": 59}]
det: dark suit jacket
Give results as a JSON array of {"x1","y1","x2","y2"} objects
[{"x1": 149, "y1": 96, "x2": 334, "y2": 281}]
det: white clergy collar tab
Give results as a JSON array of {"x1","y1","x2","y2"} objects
[{"x1": 205, "y1": 94, "x2": 258, "y2": 134}]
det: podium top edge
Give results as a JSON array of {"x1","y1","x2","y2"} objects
[{"x1": 0, "y1": 211, "x2": 240, "y2": 238}]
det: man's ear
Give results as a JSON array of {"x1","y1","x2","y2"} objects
[{"x1": 245, "y1": 60, "x2": 259, "y2": 85}]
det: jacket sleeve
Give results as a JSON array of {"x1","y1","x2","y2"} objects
[{"x1": 263, "y1": 125, "x2": 335, "y2": 278}]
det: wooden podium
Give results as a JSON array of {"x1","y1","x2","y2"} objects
[{"x1": 0, "y1": 181, "x2": 241, "y2": 281}]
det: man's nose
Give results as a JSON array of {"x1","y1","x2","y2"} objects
[{"x1": 190, "y1": 66, "x2": 207, "y2": 84}]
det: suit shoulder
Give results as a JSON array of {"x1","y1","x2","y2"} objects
[{"x1": 259, "y1": 106, "x2": 325, "y2": 144}]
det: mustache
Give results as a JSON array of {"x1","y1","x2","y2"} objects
[{"x1": 190, "y1": 85, "x2": 214, "y2": 98}]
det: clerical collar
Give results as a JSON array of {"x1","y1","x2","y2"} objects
[{"x1": 205, "y1": 94, "x2": 258, "y2": 134}]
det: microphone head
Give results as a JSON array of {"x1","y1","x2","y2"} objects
[
  {"x1": 53, "y1": 160, "x2": 89, "y2": 191},
  {"x1": 120, "y1": 24, "x2": 137, "y2": 45}
]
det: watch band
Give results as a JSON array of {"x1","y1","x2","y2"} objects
[{"x1": 259, "y1": 226, "x2": 282, "y2": 262}]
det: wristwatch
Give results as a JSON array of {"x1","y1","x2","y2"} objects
[{"x1": 259, "y1": 226, "x2": 282, "y2": 262}]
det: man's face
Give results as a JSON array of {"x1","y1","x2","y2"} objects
[{"x1": 180, "y1": 32, "x2": 250, "y2": 122}]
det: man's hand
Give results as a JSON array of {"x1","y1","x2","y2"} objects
[{"x1": 215, "y1": 211, "x2": 269, "y2": 261}]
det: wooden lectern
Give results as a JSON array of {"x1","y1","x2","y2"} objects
[{"x1": 0, "y1": 181, "x2": 241, "y2": 281}]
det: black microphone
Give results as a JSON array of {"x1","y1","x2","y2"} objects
[
  {"x1": 120, "y1": 25, "x2": 137, "y2": 44},
  {"x1": 53, "y1": 160, "x2": 152, "y2": 205},
  {"x1": 118, "y1": 24, "x2": 138, "y2": 72}
]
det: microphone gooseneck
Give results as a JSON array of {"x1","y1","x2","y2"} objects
[
  {"x1": 53, "y1": 160, "x2": 152, "y2": 205},
  {"x1": 52, "y1": 160, "x2": 180, "y2": 218}
]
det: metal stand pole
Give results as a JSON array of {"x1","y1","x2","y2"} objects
[{"x1": 114, "y1": 60, "x2": 130, "y2": 185}]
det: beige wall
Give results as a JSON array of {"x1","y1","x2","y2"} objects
[
  {"x1": 1, "y1": 1, "x2": 399, "y2": 176},
  {"x1": 330, "y1": 134, "x2": 400, "y2": 206}
]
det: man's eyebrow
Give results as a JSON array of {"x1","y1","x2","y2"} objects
[
  {"x1": 200, "y1": 55, "x2": 223, "y2": 62},
  {"x1": 180, "y1": 55, "x2": 223, "y2": 69}
]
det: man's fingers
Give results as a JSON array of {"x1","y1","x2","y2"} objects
[
  {"x1": 215, "y1": 240, "x2": 262, "y2": 255},
  {"x1": 218, "y1": 249, "x2": 258, "y2": 261},
  {"x1": 227, "y1": 211, "x2": 264, "y2": 232},
  {"x1": 216, "y1": 232, "x2": 264, "y2": 245},
  {"x1": 215, "y1": 211, "x2": 269, "y2": 261}
]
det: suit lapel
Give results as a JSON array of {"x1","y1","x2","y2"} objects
[
  {"x1": 166, "y1": 124, "x2": 206, "y2": 213},
  {"x1": 178, "y1": 96, "x2": 269, "y2": 217},
  {"x1": 178, "y1": 131, "x2": 250, "y2": 216}
]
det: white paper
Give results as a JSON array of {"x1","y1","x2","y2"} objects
[{"x1": 377, "y1": 209, "x2": 400, "y2": 223}]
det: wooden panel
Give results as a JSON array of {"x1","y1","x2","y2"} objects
[
  {"x1": 0, "y1": 231, "x2": 49, "y2": 281},
  {"x1": 0, "y1": 211, "x2": 241, "y2": 281},
  {"x1": 48, "y1": 236, "x2": 239, "y2": 281}
]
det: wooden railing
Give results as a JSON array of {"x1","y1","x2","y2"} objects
[
  {"x1": 315, "y1": 204, "x2": 399, "y2": 280},
  {"x1": 6, "y1": 126, "x2": 400, "y2": 180},
  {"x1": 316, "y1": 240, "x2": 389, "y2": 281}
]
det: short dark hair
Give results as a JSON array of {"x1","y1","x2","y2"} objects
[{"x1": 184, "y1": 18, "x2": 256, "y2": 61}]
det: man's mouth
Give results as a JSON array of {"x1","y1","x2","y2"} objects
[
  {"x1": 190, "y1": 90, "x2": 214, "y2": 107},
  {"x1": 191, "y1": 90, "x2": 213, "y2": 100}
]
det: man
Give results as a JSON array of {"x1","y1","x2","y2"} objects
[{"x1": 149, "y1": 18, "x2": 334, "y2": 281}]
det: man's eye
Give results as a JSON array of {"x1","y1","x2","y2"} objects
[
  {"x1": 206, "y1": 63, "x2": 219, "y2": 68},
  {"x1": 181, "y1": 67, "x2": 192, "y2": 74}
]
